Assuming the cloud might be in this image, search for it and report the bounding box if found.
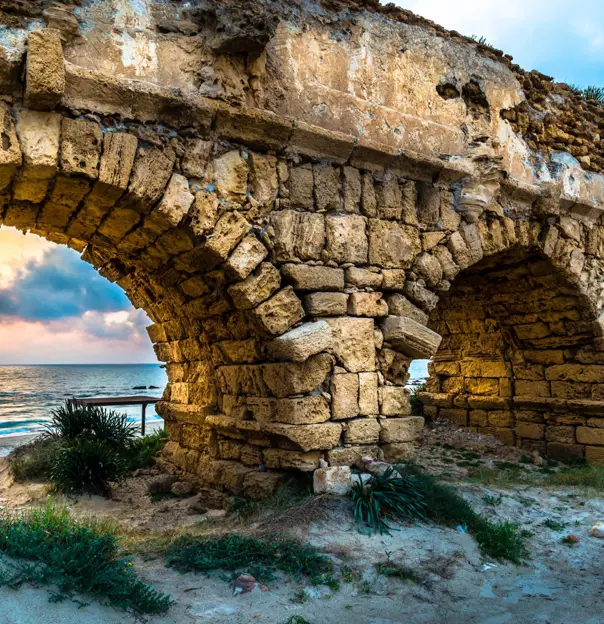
[0,243,131,322]
[396,0,604,87]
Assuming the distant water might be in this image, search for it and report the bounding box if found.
[0,364,168,437]
[0,360,429,439]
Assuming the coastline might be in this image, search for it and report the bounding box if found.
[0,420,165,458]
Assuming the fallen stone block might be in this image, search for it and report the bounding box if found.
[267,321,333,362]
[381,315,442,358]
[313,466,353,495]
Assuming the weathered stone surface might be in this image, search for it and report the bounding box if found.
[381,316,442,358]
[379,416,424,443]
[225,235,268,280]
[348,292,388,317]
[202,211,250,268]
[182,139,212,179]
[0,104,22,190]
[267,321,333,362]
[263,353,334,397]
[381,442,417,462]
[344,418,381,444]
[325,215,368,264]
[380,386,411,416]
[313,466,352,495]
[243,472,289,500]
[386,294,428,325]
[304,292,349,316]
[253,287,305,336]
[228,262,281,309]
[331,372,359,420]
[249,152,278,207]
[214,150,247,204]
[368,220,421,268]
[25,29,64,110]
[274,396,331,424]
[263,449,322,471]
[282,264,344,291]
[266,422,342,451]
[327,445,382,466]
[314,164,341,211]
[358,372,379,415]
[346,267,383,288]
[413,253,443,287]
[271,210,325,261]
[60,118,102,178]
[325,317,375,372]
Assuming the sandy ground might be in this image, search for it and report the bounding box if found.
[0,423,603,624]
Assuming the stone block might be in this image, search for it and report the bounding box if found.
[413,253,443,287]
[495,428,516,446]
[282,264,345,291]
[265,422,342,451]
[515,380,551,397]
[585,446,604,466]
[243,472,290,500]
[488,410,514,427]
[343,166,361,213]
[440,408,468,426]
[515,422,545,440]
[313,466,352,495]
[182,138,212,178]
[214,150,247,204]
[267,321,333,362]
[249,152,278,207]
[327,445,382,466]
[386,294,428,325]
[361,172,377,216]
[346,267,383,288]
[379,416,423,443]
[404,281,439,312]
[60,118,102,179]
[381,269,406,291]
[25,29,64,110]
[368,219,421,268]
[190,190,219,237]
[545,364,604,383]
[331,373,360,420]
[381,315,442,359]
[271,210,325,261]
[228,262,281,309]
[253,286,305,336]
[344,419,380,444]
[0,104,22,190]
[380,386,411,416]
[460,361,509,378]
[148,173,194,235]
[127,147,174,208]
[546,443,584,462]
[576,427,604,446]
[348,292,388,317]
[376,173,402,220]
[325,214,368,264]
[202,211,250,268]
[263,449,322,472]
[381,442,417,463]
[289,164,314,209]
[466,378,499,395]
[263,353,334,397]
[274,396,331,425]
[225,235,268,280]
[314,164,341,211]
[358,372,379,415]
[546,426,575,444]
[325,317,375,372]
[304,292,348,316]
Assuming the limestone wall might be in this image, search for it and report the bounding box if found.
[0,2,603,496]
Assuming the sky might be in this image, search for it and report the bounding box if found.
[0,1,602,364]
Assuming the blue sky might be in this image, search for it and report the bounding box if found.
[399,0,604,87]
[0,1,602,364]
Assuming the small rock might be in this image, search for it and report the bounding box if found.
[187,496,209,515]
[233,574,268,595]
[148,475,177,495]
[356,456,391,477]
[206,509,227,519]
[531,451,544,467]
[171,480,195,496]
[590,522,604,538]
[563,534,580,544]
[313,466,353,495]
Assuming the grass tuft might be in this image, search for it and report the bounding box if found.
[167,534,333,584]
[0,501,173,615]
[10,437,59,482]
[281,617,313,624]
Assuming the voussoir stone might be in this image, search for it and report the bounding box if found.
[267,321,333,362]
[282,264,345,291]
[325,317,375,372]
[262,353,334,397]
[381,315,442,359]
[253,286,305,336]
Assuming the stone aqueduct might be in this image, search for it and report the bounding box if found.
[1,0,604,498]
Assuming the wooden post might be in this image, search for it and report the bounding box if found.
[141,403,146,437]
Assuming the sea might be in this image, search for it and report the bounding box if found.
[0,360,429,439]
[0,364,167,438]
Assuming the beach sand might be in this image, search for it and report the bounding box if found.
[0,420,165,457]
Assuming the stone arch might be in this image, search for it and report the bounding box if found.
[419,218,604,465]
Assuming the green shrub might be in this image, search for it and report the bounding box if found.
[45,402,138,448]
[0,502,173,615]
[123,428,168,471]
[50,439,128,496]
[410,382,427,415]
[167,534,332,584]
[351,467,426,535]
[10,437,59,482]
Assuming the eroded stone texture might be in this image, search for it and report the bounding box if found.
[3,0,604,502]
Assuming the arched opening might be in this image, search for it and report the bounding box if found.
[0,225,167,438]
[422,245,604,464]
